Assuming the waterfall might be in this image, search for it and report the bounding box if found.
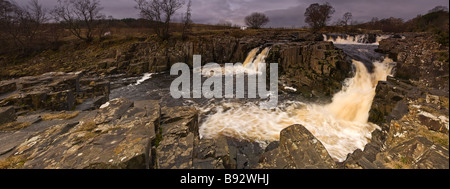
[199,56,395,161]
[323,34,392,45]
[243,47,271,71]
[201,47,271,77]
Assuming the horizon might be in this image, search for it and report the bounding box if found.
[14,0,450,28]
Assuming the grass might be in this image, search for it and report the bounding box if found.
[0,122,32,132]
[0,155,28,169]
[42,111,80,121]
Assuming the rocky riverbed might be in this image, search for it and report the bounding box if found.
[0,32,448,169]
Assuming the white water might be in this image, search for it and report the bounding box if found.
[323,34,391,45]
[134,73,155,85]
[199,50,395,161]
[200,47,271,77]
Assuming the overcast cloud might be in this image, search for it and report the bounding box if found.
[16,0,449,28]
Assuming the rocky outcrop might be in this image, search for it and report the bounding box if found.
[375,136,449,169]
[2,98,159,169]
[0,72,110,113]
[97,34,267,76]
[377,33,449,93]
[258,124,337,169]
[344,33,449,169]
[266,41,352,99]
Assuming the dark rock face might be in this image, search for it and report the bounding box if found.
[258,125,337,169]
[0,106,16,125]
[267,41,352,99]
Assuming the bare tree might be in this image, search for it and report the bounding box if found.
[0,0,48,51]
[304,2,335,31]
[342,12,352,27]
[245,12,269,29]
[52,0,104,42]
[181,0,192,40]
[135,0,184,40]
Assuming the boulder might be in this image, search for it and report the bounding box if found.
[258,125,337,169]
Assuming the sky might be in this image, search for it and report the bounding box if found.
[16,0,450,28]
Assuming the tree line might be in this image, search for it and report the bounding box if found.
[0,0,194,54]
[1,0,448,55]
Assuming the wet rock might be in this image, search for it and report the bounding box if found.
[258,124,337,169]
[0,106,16,125]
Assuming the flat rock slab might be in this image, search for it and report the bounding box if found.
[3,98,160,169]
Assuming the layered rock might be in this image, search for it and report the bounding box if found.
[0,72,110,112]
[266,41,352,99]
[3,98,160,169]
[155,106,199,169]
[0,81,16,95]
[377,33,449,93]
